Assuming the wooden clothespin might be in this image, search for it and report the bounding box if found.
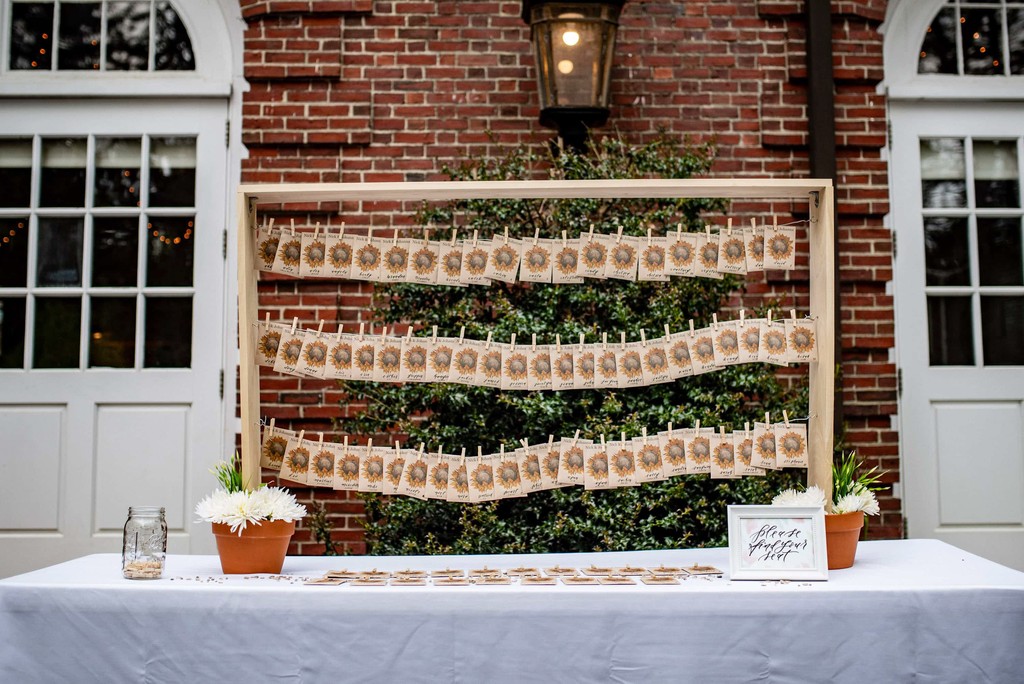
[290,317,298,335]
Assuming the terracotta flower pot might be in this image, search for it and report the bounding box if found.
[825,511,864,570]
[211,519,295,574]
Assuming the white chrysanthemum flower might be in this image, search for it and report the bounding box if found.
[771,485,826,508]
[195,487,306,535]
[833,490,879,516]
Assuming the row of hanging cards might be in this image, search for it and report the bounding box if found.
[254,311,818,389]
[259,415,809,499]
[253,218,799,284]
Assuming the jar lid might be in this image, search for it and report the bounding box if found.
[128,506,166,515]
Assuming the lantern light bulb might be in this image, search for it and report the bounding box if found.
[557,59,574,74]
[562,30,580,46]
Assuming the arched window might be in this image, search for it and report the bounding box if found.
[7,1,194,72]
[918,0,1024,76]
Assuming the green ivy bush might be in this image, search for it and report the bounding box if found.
[339,136,806,555]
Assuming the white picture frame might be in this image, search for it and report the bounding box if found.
[727,505,828,581]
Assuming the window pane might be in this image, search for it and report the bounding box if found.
[93,217,138,287]
[921,138,966,209]
[925,217,970,286]
[154,2,195,71]
[106,1,151,71]
[0,218,30,287]
[978,217,1023,286]
[0,139,33,208]
[34,297,81,368]
[94,137,142,207]
[961,9,1003,76]
[0,297,26,368]
[918,7,958,74]
[1010,10,1024,75]
[973,140,1020,208]
[145,296,191,367]
[981,297,1024,365]
[40,138,87,207]
[36,217,84,287]
[928,296,974,366]
[9,2,54,70]
[146,216,194,286]
[89,297,135,367]
[57,2,101,70]
[149,138,196,207]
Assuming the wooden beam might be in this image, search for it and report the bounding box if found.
[240,178,831,205]
[237,192,261,491]
[807,186,836,505]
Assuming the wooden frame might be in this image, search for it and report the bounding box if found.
[236,178,835,501]
[726,505,829,580]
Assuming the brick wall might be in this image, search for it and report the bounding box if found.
[238,0,900,554]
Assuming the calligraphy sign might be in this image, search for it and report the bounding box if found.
[727,505,828,580]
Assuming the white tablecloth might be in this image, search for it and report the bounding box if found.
[1,540,1022,683]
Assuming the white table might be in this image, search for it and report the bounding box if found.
[2,540,1022,683]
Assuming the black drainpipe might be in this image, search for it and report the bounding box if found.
[805,1,844,444]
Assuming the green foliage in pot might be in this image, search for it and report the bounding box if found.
[338,135,806,555]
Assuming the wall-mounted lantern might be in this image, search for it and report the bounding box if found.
[521,0,626,151]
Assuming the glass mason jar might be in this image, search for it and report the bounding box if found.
[122,507,168,579]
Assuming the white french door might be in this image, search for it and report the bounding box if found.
[891,102,1024,570]
[0,99,228,576]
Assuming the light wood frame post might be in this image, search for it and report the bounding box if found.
[235,179,835,500]
[237,192,261,491]
[807,186,835,504]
